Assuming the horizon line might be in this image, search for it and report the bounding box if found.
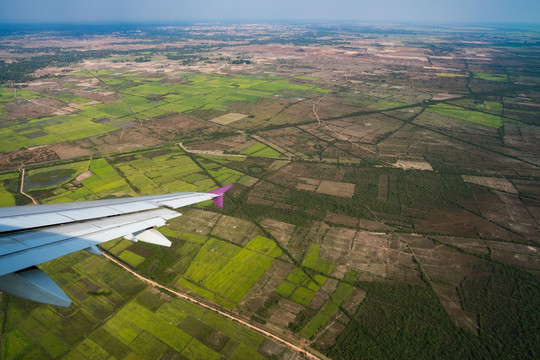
[1,20,540,27]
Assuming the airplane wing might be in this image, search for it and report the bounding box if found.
[0,185,232,307]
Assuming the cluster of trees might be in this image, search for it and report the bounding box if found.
[230,59,251,64]
[324,250,539,360]
[458,262,540,359]
[165,53,209,65]
[0,50,115,84]
[133,57,151,63]
[326,282,475,360]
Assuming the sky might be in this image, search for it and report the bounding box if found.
[0,0,539,25]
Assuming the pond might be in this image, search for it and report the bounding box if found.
[25,168,77,189]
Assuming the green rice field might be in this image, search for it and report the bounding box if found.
[434,73,467,78]
[303,245,336,275]
[300,282,354,338]
[473,72,509,82]
[428,103,503,128]
[113,149,221,195]
[240,142,282,158]
[276,267,327,307]
[181,236,281,304]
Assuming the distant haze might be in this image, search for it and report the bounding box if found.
[1,0,539,24]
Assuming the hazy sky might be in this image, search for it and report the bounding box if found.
[1,0,539,24]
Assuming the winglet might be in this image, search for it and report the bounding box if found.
[208,184,233,208]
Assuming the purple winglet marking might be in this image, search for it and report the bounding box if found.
[208,184,233,208]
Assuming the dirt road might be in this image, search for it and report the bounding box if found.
[19,168,38,205]
[102,252,322,360]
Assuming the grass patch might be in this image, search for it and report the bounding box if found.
[130,331,168,359]
[252,146,282,157]
[300,314,329,339]
[119,250,145,267]
[344,270,359,283]
[183,237,277,303]
[230,344,267,360]
[37,331,69,357]
[434,72,467,78]
[429,103,502,128]
[159,228,208,244]
[114,150,212,195]
[108,239,134,255]
[474,72,509,82]
[0,172,18,206]
[178,278,235,308]
[303,245,336,275]
[291,287,317,306]
[241,142,267,155]
[321,282,353,317]
[184,238,241,284]
[89,328,132,360]
[300,282,354,338]
[287,267,311,286]
[74,339,109,360]
[201,311,265,349]
[294,76,320,81]
[276,281,296,298]
[245,236,282,257]
[203,247,275,303]
[1,330,34,359]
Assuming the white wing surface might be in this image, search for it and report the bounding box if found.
[0,185,232,307]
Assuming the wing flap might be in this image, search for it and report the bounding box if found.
[0,267,71,307]
[85,246,102,255]
[0,212,75,233]
[125,228,172,247]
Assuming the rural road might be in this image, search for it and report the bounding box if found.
[19,168,38,205]
[102,252,323,360]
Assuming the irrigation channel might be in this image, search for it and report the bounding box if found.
[102,252,323,360]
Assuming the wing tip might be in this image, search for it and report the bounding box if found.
[208,184,233,208]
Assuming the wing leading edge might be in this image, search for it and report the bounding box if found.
[0,185,232,307]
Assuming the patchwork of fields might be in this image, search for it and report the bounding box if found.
[0,72,328,152]
[1,23,539,360]
[1,251,294,360]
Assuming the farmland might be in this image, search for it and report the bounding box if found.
[1,251,296,360]
[474,72,509,82]
[428,103,503,128]
[0,71,328,154]
[23,158,136,203]
[0,172,18,206]
[1,22,540,360]
[182,236,281,304]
